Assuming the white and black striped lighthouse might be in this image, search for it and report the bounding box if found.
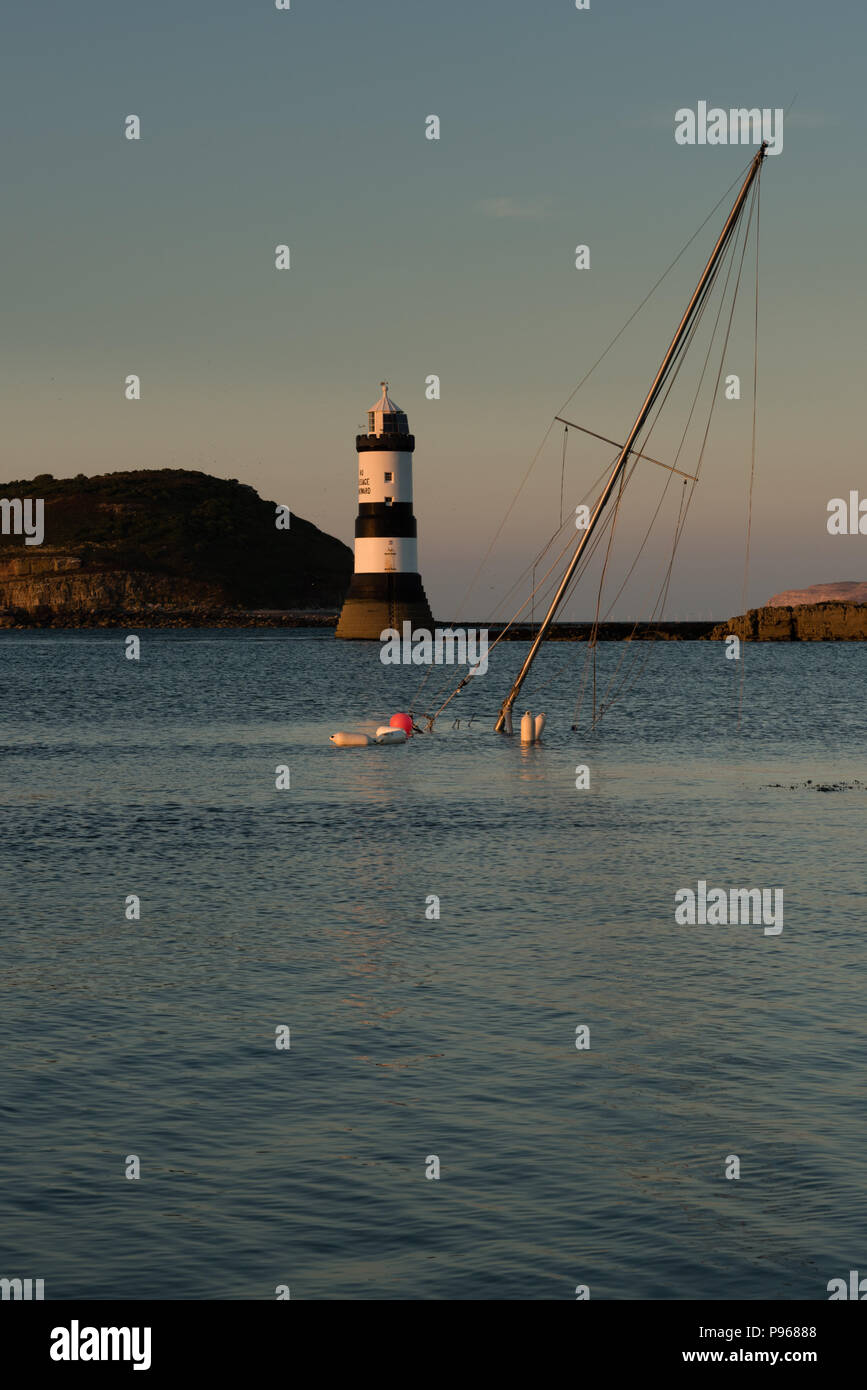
[336,381,434,639]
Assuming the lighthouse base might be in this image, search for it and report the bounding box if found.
[335,572,434,640]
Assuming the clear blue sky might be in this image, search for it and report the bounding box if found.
[2,0,864,617]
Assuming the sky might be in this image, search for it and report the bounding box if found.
[2,0,865,619]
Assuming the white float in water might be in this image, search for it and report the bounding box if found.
[330,726,408,747]
[517,710,546,743]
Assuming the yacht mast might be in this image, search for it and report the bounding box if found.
[494,143,767,733]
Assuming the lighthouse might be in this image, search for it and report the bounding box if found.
[335,382,434,639]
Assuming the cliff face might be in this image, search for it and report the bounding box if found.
[0,549,227,613]
[709,602,867,641]
[0,470,352,621]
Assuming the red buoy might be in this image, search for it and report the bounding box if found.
[389,712,413,735]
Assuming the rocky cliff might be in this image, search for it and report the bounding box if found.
[709,602,867,641]
[0,470,352,623]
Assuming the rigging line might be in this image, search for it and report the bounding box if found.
[581,455,640,718]
[483,453,617,626]
[574,201,736,644]
[557,447,669,721]
[571,422,689,723]
[682,178,759,488]
[546,284,718,643]
[612,170,755,608]
[589,186,760,726]
[540,443,676,681]
[566,227,742,724]
[414,420,568,714]
[554,419,698,481]
[412,445,619,718]
[445,417,557,640]
[596,197,749,627]
[425,502,626,728]
[642,205,746,480]
[527,464,636,640]
[586,473,696,730]
[445,158,758,633]
[515,478,645,705]
[595,480,690,723]
[575,203,753,724]
[560,232,742,488]
[590,462,630,647]
[559,425,568,529]
[574,447,695,722]
[411,469,617,716]
[640,214,741,461]
[405,492,604,714]
[418,521,593,722]
[599,471,695,721]
[570,233,736,716]
[590,463,631,718]
[422,162,761,727]
[739,173,761,730]
[525,467,647,713]
[670,183,758,478]
[567,377,699,722]
[597,462,678,626]
[555,155,758,421]
[457,422,611,646]
[484,450,619,631]
[434,439,620,694]
[418,532,583,723]
[573,467,681,726]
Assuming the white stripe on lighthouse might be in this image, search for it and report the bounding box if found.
[357,452,414,504]
[354,536,418,574]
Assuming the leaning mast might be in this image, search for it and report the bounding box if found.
[494,142,767,733]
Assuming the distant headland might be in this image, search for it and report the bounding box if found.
[705,582,867,642]
[0,469,351,626]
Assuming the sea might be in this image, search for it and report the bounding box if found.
[1,630,864,1300]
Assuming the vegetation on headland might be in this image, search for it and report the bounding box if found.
[0,469,352,621]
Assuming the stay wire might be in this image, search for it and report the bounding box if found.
[739,174,761,728]
[585,178,760,727]
[434,158,758,648]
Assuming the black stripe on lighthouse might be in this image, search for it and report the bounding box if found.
[356,505,417,539]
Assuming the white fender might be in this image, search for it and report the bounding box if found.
[330,732,373,747]
[534,713,546,741]
[520,710,535,743]
[375,727,408,744]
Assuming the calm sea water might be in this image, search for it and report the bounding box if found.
[1,630,864,1300]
